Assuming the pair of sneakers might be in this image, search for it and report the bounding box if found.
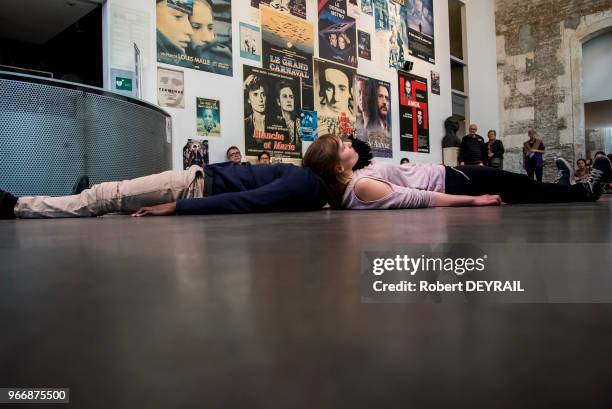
[555,156,612,200]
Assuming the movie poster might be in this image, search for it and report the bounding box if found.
[361,0,373,15]
[251,0,306,20]
[318,0,358,68]
[156,0,232,76]
[347,0,360,18]
[243,65,302,161]
[358,30,371,60]
[182,139,209,169]
[398,71,429,153]
[196,98,221,137]
[406,0,435,64]
[261,5,315,110]
[299,110,318,141]
[157,67,184,108]
[374,0,409,69]
[354,75,392,157]
[167,0,193,15]
[239,22,261,62]
[313,58,356,138]
[431,70,440,95]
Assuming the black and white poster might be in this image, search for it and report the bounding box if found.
[157,67,184,108]
[243,65,302,161]
[314,58,356,138]
[406,0,435,64]
[156,0,232,76]
[261,5,315,110]
[431,70,440,95]
[398,71,429,153]
[355,75,392,157]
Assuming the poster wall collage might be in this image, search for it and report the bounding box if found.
[153,0,438,168]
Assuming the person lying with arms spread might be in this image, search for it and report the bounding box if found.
[0,161,328,219]
[302,135,612,209]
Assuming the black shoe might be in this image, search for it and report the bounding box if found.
[72,175,90,195]
[0,189,18,219]
[580,156,612,200]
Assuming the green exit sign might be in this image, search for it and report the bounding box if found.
[115,77,133,91]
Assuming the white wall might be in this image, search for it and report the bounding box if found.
[465,0,499,135]
[103,0,498,169]
[583,31,612,104]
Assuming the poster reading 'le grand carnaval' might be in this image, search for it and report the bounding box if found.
[156,0,232,76]
[243,66,302,162]
[398,71,430,153]
[406,0,435,64]
[261,5,315,110]
[318,0,358,68]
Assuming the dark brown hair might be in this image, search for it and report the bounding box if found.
[303,135,346,209]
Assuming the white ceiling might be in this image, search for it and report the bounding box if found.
[0,0,104,45]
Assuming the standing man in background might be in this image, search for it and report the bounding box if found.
[459,123,486,165]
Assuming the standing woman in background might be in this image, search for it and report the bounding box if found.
[523,129,545,182]
[486,130,505,169]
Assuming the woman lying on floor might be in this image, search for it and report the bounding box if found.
[302,135,612,210]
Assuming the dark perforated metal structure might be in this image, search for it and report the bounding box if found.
[0,71,172,196]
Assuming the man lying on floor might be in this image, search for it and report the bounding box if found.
[0,161,328,219]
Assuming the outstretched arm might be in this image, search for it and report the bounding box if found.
[354,178,501,208]
[430,192,501,207]
[132,202,177,217]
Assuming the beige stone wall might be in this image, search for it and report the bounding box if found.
[495,0,612,179]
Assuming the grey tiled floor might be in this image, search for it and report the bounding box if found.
[1,197,611,408]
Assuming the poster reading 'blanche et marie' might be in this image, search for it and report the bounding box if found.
[398,70,430,153]
[156,0,232,76]
[243,65,303,162]
[406,0,435,64]
[318,0,358,68]
[354,75,392,157]
[196,98,221,137]
[261,5,315,110]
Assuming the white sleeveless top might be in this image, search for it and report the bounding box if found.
[342,161,446,209]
